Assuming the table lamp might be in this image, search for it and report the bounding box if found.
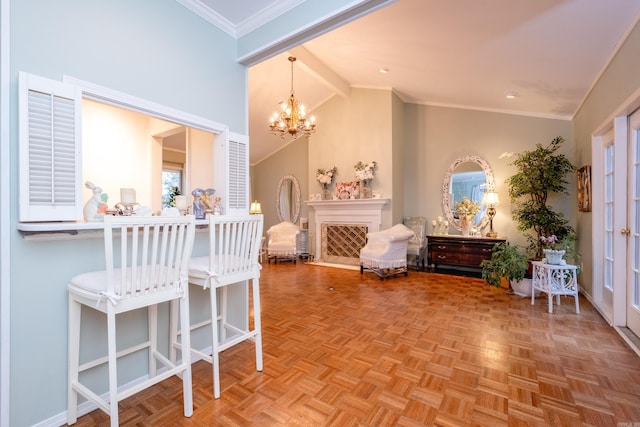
[250,200,262,214]
[482,191,500,238]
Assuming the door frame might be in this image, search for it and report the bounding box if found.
[591,89,640,331]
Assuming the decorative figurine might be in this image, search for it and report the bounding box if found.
[202,188,216,213]
[191,188,206,219]
[213,197,223,215]
[83,181,108,222]
[98,193,109,215]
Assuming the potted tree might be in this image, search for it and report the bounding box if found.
[505,136,577,261]
[480,243,534,296]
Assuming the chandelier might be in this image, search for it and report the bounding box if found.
[269,56,316,139]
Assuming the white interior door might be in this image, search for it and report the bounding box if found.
[593,117,628,327]
[627,109,640,336]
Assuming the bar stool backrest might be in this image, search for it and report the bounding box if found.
[207,214,264,286]
[103,215,196,304]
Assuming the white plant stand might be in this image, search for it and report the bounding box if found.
[531,261,580,314]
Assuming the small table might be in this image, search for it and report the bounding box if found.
[531,261,580,314]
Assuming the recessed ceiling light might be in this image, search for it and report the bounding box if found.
[506,91,519,99]
[379,68,389,74]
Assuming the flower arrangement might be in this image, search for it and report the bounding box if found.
[316,166,337,189]
[540,234,567,264]
[354,161,377,182]
[454,197,480,218]
[540,234,559,250]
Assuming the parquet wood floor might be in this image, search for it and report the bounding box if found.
[71,262,640,426]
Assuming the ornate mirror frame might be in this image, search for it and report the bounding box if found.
[276,174,301,224]
[442,155,495,232]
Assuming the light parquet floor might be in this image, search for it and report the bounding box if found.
[72,262,640,426]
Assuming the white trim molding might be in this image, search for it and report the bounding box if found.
[1,0,10,424]
[62,75,228,135]
[175,0,304,39]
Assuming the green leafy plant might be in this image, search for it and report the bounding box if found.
[480,243,529,287]
[505,136,576,259]
[166,186,181,208]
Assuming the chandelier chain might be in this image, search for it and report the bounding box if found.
[289,56,295,95]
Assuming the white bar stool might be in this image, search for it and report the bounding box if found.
[67,216,196,427]
[173,214,264,398]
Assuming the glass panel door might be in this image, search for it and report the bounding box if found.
[600,129,615,317]
[628,109,640,336]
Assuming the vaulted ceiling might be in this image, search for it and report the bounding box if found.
[179,0,640,164]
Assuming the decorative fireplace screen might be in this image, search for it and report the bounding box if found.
[321,223,368,265]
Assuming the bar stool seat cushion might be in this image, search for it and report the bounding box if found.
[189,256,260,286]
[70,267,171,291]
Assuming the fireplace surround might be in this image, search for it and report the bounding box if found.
[307,199,389,267]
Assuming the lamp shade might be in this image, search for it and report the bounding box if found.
[250,200,262,214]
[482,191,500,205]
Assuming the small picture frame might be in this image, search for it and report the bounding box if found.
[577,165,591,212]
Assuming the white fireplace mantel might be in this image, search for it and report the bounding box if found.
[306,199,389,263]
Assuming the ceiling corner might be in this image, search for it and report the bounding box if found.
[175,0,238,38]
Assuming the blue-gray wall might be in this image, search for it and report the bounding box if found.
[9,0,245,425]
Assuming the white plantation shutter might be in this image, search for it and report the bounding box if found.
[19,72,82,222]
[214,131,249,215]
[228,137,248,210]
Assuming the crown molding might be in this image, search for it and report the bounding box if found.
[236,0,304,38]
[176,0,305,39]
[176,0,237,37]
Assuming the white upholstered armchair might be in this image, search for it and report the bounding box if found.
[267,221,300,263]
[360,224,415,280]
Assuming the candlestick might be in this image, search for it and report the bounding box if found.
[175,195,188,212]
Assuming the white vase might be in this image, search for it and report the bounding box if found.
[544,249,565,265]
[321,186,331,200]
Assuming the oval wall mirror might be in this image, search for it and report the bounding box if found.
[276,175,301,224]
[441,155,495,231]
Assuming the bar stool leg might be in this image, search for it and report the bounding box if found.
[210,284,221,399]
[149,305,157,377]
[106,308,119,427]
[67,296,81,425]
[253,277,263,371]
[180,294,193,416]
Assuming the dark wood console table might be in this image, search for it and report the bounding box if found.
[427,235,506,276]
